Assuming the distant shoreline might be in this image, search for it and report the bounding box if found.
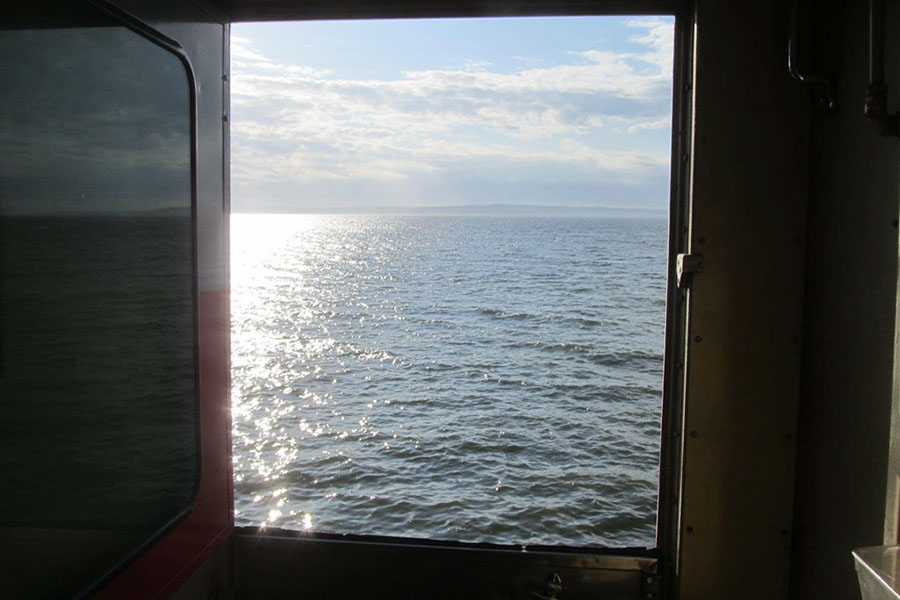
[232,204,667,219]
[3,204,668,219]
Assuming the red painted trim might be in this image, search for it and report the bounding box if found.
[96,289,233,600]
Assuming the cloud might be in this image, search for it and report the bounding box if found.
[627,116,672,134]
[231,36,269,62]
[231,18,674,210]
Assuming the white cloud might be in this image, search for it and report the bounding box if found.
[627,116,672,134]
[231,20,674,209]
[231,36,268,62]
[626,17,675,73]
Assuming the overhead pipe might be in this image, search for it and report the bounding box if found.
[866,0,899,135]
[789,0,838,111]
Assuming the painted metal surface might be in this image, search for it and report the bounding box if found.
[791,0,900,597]
[233,528,657,600]
[678,0,809,598]
[214,0,684,20]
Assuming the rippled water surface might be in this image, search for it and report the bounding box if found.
[231,214,667,548]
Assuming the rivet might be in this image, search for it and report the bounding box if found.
[694,335,702,343]
[690,430,698,438]
[686,525,694,533]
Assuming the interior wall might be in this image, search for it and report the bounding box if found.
[677,0,810,597]
[169,541,232,600]
[790,0,900,597]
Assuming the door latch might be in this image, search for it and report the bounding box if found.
[676,253,703,289]
[530,573,562,600]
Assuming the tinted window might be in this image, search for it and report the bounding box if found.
[0,2,197,596]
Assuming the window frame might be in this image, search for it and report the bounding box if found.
[224,2,694,596]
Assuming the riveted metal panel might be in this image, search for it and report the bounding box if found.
[677,0,809,598]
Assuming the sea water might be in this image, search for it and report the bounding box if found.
[231,214,667,548]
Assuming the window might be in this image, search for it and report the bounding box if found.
[0,2,198,596]
[230,16,675,549]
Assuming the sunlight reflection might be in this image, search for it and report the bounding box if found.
[230,213,666,547]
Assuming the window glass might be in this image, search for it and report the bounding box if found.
[0,2,197,596]
[231,16,673,549]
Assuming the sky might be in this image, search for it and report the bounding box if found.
[231,16,675,213]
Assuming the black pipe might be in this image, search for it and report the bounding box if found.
[788,0,838,110]
[865,0,899,135]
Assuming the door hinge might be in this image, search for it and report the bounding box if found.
[676,253,703,289]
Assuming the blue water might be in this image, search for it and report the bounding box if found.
[231,214,667,548]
